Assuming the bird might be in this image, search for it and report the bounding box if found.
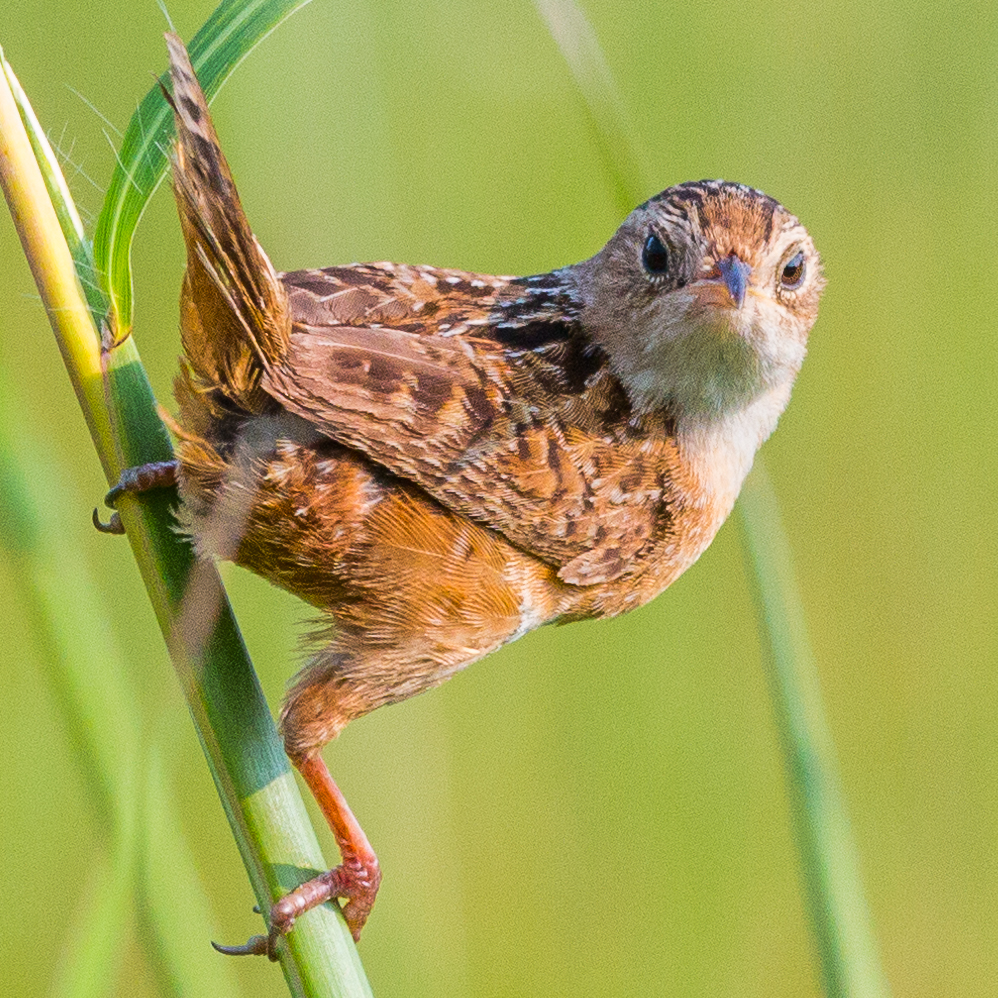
[104,33,824,956]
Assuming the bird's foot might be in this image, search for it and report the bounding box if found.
[213,857,381,960]
[93,460,179,533]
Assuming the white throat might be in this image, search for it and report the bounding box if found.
[676,380,793,511]
[595,293,806,508]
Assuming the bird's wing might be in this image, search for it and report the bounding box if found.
[263,265,677,585]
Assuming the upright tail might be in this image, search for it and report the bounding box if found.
[165,32,290,414]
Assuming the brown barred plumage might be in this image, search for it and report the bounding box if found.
[149,33,824,953]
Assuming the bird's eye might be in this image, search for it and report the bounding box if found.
[780,250,806,290]
[642,233,670,275]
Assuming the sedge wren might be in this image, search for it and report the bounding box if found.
[107,34,824,955]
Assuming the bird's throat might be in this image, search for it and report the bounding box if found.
[675,380,793,507]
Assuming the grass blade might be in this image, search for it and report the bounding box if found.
[739,466,890,997]
[0,55,108,323]
[0,29,371,998]
[535,2,889,993]
[93,0,314,341]
[533,0,650,213]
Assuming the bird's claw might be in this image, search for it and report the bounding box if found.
[213,861,380,961]
[92,460,179,534]
[92,508,124,534]
[211,934,278,960]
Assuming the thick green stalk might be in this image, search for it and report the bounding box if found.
[0,385,244,997]
[0,37,370,998]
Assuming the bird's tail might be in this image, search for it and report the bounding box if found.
[165,32,290,414]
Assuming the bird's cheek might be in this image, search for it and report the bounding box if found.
[738,307,809,380]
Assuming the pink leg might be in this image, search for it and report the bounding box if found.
[272,754,381,941]
[215,754,380,959]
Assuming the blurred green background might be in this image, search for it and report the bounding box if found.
[1,0,995,995]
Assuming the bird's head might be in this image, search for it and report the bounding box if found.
[572,180,824,421]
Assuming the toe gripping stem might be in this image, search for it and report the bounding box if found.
[213,754,382,960]
[93,460,179,534]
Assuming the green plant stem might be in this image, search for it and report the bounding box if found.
[535,3,890,994]
[0,40,371,998]
[739,467,890,998]
[0,385,245,997]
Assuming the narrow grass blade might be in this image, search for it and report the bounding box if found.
[536,3,889,993]
[1,55,108,324]
[93,0,314,341]
[739,467,890,998]
[533,0,651,214]
[0,43,115,477]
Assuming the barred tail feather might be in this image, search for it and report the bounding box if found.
[165,32,290,413]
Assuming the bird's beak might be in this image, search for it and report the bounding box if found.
[715,254,751,310]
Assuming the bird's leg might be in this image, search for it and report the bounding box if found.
[278,754,381,940]
[216,752,381,960]
[93,460,180,534]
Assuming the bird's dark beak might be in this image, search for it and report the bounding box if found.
[716,254,751,310]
